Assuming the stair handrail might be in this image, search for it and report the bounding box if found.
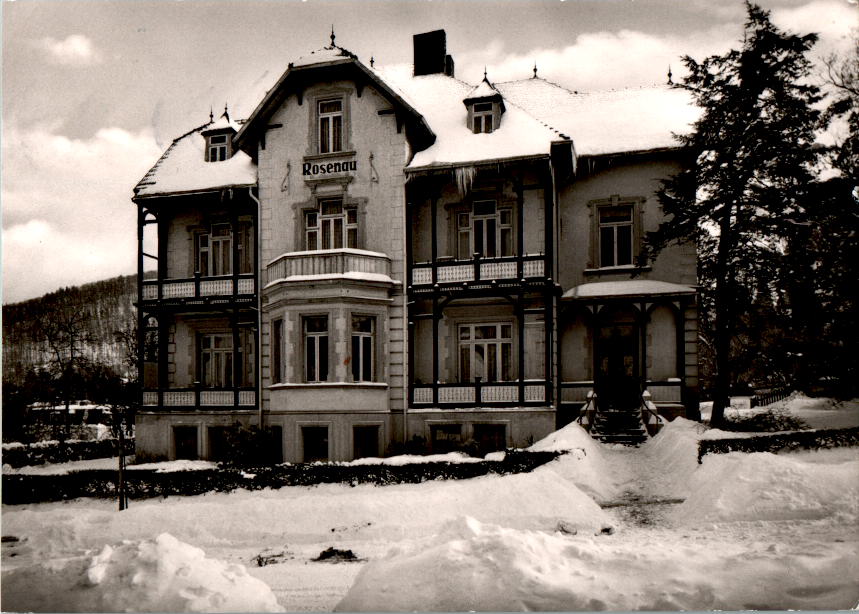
[576,390,598,430]
[640,390,663,427]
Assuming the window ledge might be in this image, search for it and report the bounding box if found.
[584,265,651,276]
[269,382,389,390]
[303,150,357,162]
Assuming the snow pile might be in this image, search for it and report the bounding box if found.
[675,450,859,524]
[1,533,283,613]
[527,420,616,500]
[345,452,483,465]
[336,515,859,612]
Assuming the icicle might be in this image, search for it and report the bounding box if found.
[453,166,477,195]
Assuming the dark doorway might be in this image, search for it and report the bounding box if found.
[473,423,506,456]
[430,424,462,453]
[302,426,329,462]
[174,426,199,460]
[207,426,230,462]
[596,322,640,409]
[353,425,380,459]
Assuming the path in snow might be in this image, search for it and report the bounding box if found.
[597,442,685,528]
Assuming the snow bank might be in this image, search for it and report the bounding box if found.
[336,516,859,612]
[343,452,482,466]
[527,421,617,501]
[3,466,612,560]
[675,450,859,524]
[1,533,283,613]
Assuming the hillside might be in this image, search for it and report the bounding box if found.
[3,275,138,385]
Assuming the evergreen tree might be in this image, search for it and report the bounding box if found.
[644,3,824,426]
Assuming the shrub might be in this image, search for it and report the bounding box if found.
[698,426,859,462]
[721,408,808,432]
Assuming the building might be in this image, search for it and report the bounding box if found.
[132,30,700,462]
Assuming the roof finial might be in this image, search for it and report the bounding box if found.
[667,65,673,85]
[209,107,214,122]
[370,56,375,68]
[483,66,488,81]
[223,103,229,119]
[533,62,538,79]
[330,25,336,47]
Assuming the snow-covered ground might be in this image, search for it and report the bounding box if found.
[2,394,858,611]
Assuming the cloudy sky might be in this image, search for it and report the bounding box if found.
[2,0,854,304]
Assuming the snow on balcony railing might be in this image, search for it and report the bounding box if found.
[142,392,158,406]
[141,389,256,408]
[411,255,545,286]
[142,275,255,301]
[266,249,391,285]
[239,390,256,406]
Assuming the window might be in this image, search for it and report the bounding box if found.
[199,330,254,388]
[306,199,357,250]
[459,323,513,383]
[196,221,253,276]
[207,134,229,162]
[302,426,329,462]
[456,200,513,259]
[472,102,494,134]
[271,319,283,384]
[318,98,343,154]
[200,333,233,388]
[351,315,374,382]
[598,205,634,267]
[304,316,329,382]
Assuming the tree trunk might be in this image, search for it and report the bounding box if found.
[710,205,736,427]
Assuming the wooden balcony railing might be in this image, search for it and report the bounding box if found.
[142,388,256,408]
[411,254,545,286]
[411,380,549,407]
[141,274,256,302]
[266,249,392,286]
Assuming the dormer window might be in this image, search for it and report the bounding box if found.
[207,134,230,162]
[472,102,494,134]
[464,76,505,134]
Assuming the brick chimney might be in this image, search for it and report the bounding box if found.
[413,30,455,77]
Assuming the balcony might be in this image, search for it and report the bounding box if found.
[266,248,393,286]
[142,388,256,409]
[410,254,546,289]
[411,380,549,407]
[141,274,256,306]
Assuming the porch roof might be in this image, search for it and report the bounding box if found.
[562,280,696,300]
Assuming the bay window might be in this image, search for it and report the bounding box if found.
[304,315,329,382]
[351,315,374,382]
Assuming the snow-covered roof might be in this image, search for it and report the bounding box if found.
[134,122,256,198]
[373,68,564,171]
[495,79,699,157]
[290,45,356,69]
[204,113,240,133]
[464,78,501,102]
[562,280,696,300]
